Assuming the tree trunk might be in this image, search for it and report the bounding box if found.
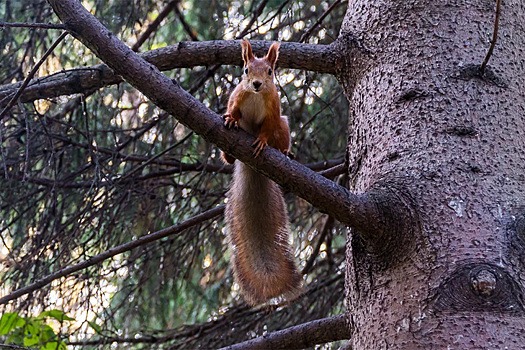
[339,0,525,348]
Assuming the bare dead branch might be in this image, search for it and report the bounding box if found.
[301,157,343,170]
[118,132,194,181]
[0,206,224,305]
[218,314,350,350]
[480,0,502,74]
[0,40,336,106]
[0,345,34,350]
[3,151,343,189]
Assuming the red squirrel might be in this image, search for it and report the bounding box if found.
[221,40,302,305]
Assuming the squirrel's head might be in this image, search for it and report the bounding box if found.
[240,39,279,93]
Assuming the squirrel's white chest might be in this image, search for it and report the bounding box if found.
[239,93,266,134]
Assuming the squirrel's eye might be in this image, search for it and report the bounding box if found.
[244,68,248,75]
[268,68,272,76]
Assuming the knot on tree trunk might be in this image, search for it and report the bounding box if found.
[431,263,525,313]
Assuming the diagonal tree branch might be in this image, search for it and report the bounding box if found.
[45,0,415,258]
[44,1,361,223]
[0,40,336,106]
[218,314,351,350]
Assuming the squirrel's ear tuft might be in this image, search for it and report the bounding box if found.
[266,42,280,67]
[241,39,254,64]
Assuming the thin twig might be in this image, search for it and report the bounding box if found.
[234,0,291,39]
[237,0,270,39]
[117,131,193,181]
[173,2,199,41]
[301,216,335,275]
[319,163,346,178]
[479,0,502,74]
[300,0,343,43]
[0,21,66,30]
[132,0,179,51]
[0,205,224,305]
[0,31,68,121]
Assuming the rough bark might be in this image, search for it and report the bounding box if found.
[340,0,525,348]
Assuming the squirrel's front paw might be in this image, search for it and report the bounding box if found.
[252,137,268,157]
[223,113,239,129]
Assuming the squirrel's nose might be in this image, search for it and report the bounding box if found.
[253,81,262,90]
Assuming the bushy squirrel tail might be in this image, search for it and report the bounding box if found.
[225,162,302,305]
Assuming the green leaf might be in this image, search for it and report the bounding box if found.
[23,334,40,347]
[42,341,67,350]
[23,321,40,346]
[38,310,75,322]
[87,320,102,334]
[6,327,26,346]
[39,324,56,343]
[0,312,24,335]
